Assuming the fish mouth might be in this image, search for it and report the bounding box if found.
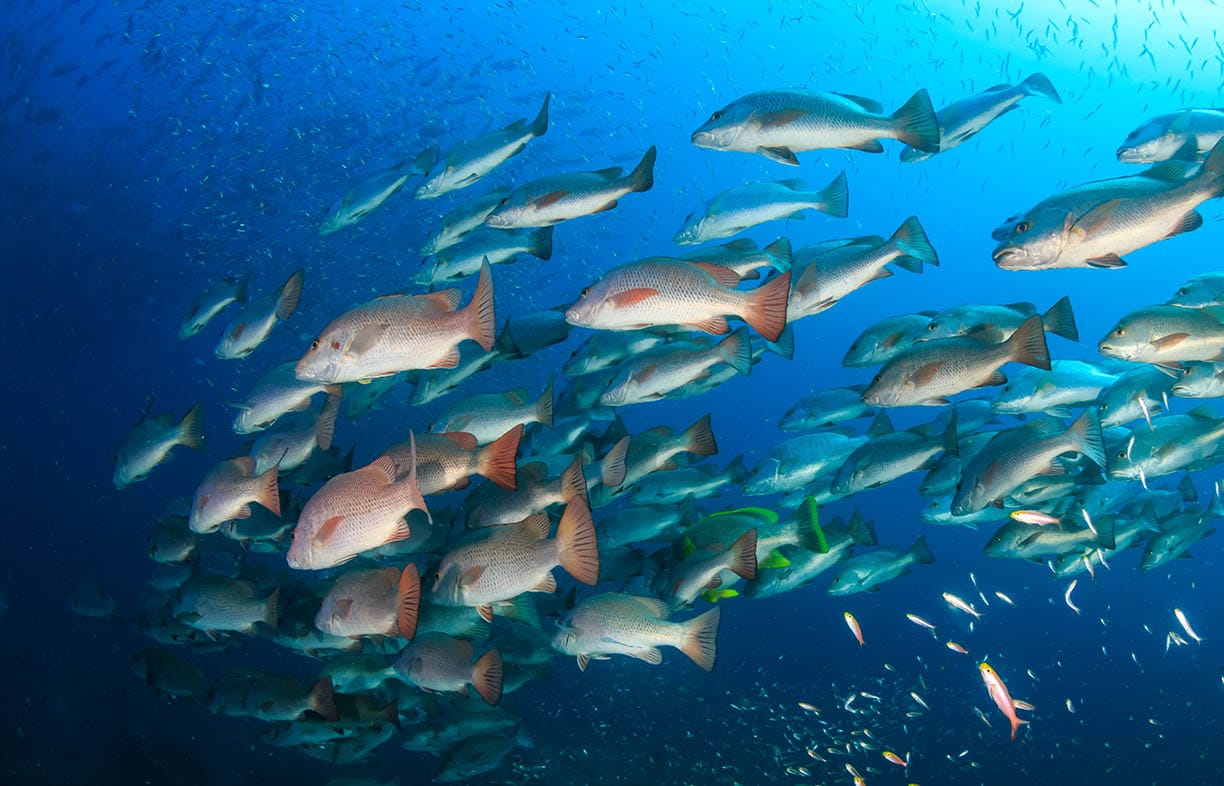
[564,309,586,326]
[991,247,1025,268]
[484,213,510,228]
[690,130,714,148]
[1115,147,1150,164]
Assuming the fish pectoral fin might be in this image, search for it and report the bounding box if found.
[476,604,494,623]
[346,323,389,359]
[976,370,1008,388]
[705,574,723,590]
[608,288,661,308]
[531,190,570,208]
[314,515,345,545]
[1085,254,1126,269]
[1153,332,1191,350]
[908,360,946,388]
[755,109,807,128]
[576,653,590,671]
[691,316,730,335]
[1071,199,1124,237]
[757,146,799,165]
[846,139,885,153]
[461,565,486,585]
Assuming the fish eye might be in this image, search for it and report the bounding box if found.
[1015,221,1030,233]
[498,198,509,206]
[710,110,724,121]
[310,339,320,350]
[1117,450,1127,459]
[579,286,591,298]
[1177,287,1188,296]
[1113,327,1126,336]
[926,323,937,330]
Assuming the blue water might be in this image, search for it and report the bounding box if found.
[5,0,1224,783]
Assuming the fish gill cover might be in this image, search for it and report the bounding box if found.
[3,0,1224,784]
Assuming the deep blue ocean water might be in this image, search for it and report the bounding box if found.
[4,0,1224,784]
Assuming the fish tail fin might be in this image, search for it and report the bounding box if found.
[536,377,555,428]
[600,436,629,488]
[1069,409,1106,469]
[891,88,941,152]
[941,408,960,457]
[531,92,551,136]
[719,327,753,375]
[742,270,791,342]
[309,676,338,722]
[627,145,657,193]
[764,324,795,360]
[1019,73,1061,103]
[529,226,554,261]
[889,215,939,271]
[465,259,497,351]
[263,585,280,630]
[472,649,504,706]
[559,455,589,506]
[556,499,600,585]
[515,724,536,749]
[395,563,420,640]
[315,393,341,452]
[479,424,522,490]
[908,535,936,565]
[682,413,719,457]
[1011,716,1028,740]
[253,463,281,518]
[763,237,793,271]
[1094,514,1117,549]
[848,509,878,546]
[725,455,749,484]
[1041,295,1079,341]
[413,144,440,174]
[178,404,205,450]
[678,493,701,528]
[1197,137,1224,197]
[679,606,721,672]
[1007,314,1051,370]
[815,170,849,218]
[235,271,251,303]
[728,528,758,580]
[792,496,829,553]
[396,432,431,524]
[275,268,305,321]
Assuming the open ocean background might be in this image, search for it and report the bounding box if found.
[4,0,1224,784]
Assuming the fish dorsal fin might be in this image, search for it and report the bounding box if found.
[630,595,670,618]
[690,262,742,288]
[502,389,530,405]
[520,513,551,539]
[421,289,463,311]
[835,93,885,114]
[441,432,479,450]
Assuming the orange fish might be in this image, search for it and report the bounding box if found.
[844,611,864,647]
[980,662,1028,740]
[883,751,908,767]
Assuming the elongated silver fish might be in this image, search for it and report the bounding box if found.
[321,147,438,234]
[114,404,203,489]
[296,261,495,384]
[1098,304,1224,363]
[673,174,848,245]
[216,269,304,360]
[993,140,1224,270]
[901,74,1061,163]
[179,273,249,339]
[692,89,940,164]
[553,593,721,671]
[485,146,655,228]
[861,315,1050,406]
[416,93,549,199]
[1118,108,1224,163]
